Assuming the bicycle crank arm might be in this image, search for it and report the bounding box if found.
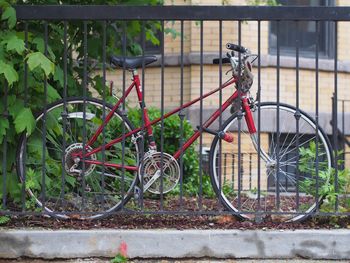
[142,170,161,193]
[199,126,234,143]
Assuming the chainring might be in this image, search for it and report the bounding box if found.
[138,151,180,194]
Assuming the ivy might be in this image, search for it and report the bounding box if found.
[26,52,55,76]
[0,0,168,208]
[0,1,55,203]
[0,60,18,85]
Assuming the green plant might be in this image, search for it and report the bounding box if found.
[111,241,128,263]
[299,141,350,212]
[0,0,166,206]
[0,0,55,203]
[0,215,10,225]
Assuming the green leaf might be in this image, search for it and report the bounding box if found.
[0,60,18,86]
[32,37,55,60]
[47,83,61,102]
[2,34,25,54]
[9,99,24,118]
[0,116,9,144]
[14,107,36,135]
[1,6,16,29]
[146,30,160,46]
[0,43,4,60]
[53,66,64,87]
[26,52,55,76]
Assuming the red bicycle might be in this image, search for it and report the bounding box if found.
[17,43,333,222]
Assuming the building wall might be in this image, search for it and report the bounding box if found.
[105,0,350,170]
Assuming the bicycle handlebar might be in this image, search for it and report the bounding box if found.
[226,43,247,53]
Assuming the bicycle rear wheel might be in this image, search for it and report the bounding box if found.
[16,97,139,219]
[209,102,332,222]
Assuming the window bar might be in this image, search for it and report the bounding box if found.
[198,20,204,211]
[237,20,242,211]
[333,21,339,212]
[101,20,107,211]
[21,22,29,211]
[276,20,281,211]
[121,21,127,210]
[315,20,320,212]
[257,20,262,215]
[2,82,8,210]
[160,20,165,210]
[295,20,300,211]
[140,20,146,211]
[81,21,88,211]
[218,20,223,197]
[60,21,68,211]
[179,20,185,210]
[41,21,49,212]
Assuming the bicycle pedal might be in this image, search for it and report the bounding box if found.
[134,186,141,200]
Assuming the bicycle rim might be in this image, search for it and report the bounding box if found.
[209,102,332,222]
[17,98,139,219]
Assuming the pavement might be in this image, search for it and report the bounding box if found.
[1,260,350,262]
[1,229,350,261]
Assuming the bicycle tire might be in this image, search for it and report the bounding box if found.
[209,102,333,222]
[16,97,140,219]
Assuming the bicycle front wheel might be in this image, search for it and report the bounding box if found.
[209,102,332,222]
[17,97,139,219]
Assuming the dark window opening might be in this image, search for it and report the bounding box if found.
[269,0,334,58]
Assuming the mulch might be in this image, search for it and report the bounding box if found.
[1,197,350,230]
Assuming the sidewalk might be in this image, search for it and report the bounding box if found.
[2,260,350,262]
[1,229,350,260]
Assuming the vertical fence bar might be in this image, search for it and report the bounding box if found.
[218,20,223,197]
[333,21,339,212]
[140,20,146,211]
[81,20,88,211]
[315,20,320,212]
[198,20,204,210]
[237,20,242,211]
[2,82,8,210]
[41,21,49,212]
[342,100,345,168]
[21,22,29,211]
[257,20,262,218]
[276,20,281,211]
[232,154,235,190]
[60,21,68,210]
[121,21,127,210]
[160,20,165,210]
[295,20,300,211]
[179,20,185,210]
[101,20,107,211]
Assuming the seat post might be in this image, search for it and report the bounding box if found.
[132,69,138,79]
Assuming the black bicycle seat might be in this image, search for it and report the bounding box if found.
[110,55,157,69]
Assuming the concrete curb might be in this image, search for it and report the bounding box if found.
[0,229,350,259]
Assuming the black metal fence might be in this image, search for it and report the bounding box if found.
[1,5,350,223]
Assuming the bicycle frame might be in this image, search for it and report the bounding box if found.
[80,70,257,171]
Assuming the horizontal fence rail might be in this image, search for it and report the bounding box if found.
[0,5,349,224]
[13,6,350,21]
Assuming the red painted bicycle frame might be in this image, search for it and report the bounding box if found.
[82,72,257,171]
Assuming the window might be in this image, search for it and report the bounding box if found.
[269,0,334,58]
